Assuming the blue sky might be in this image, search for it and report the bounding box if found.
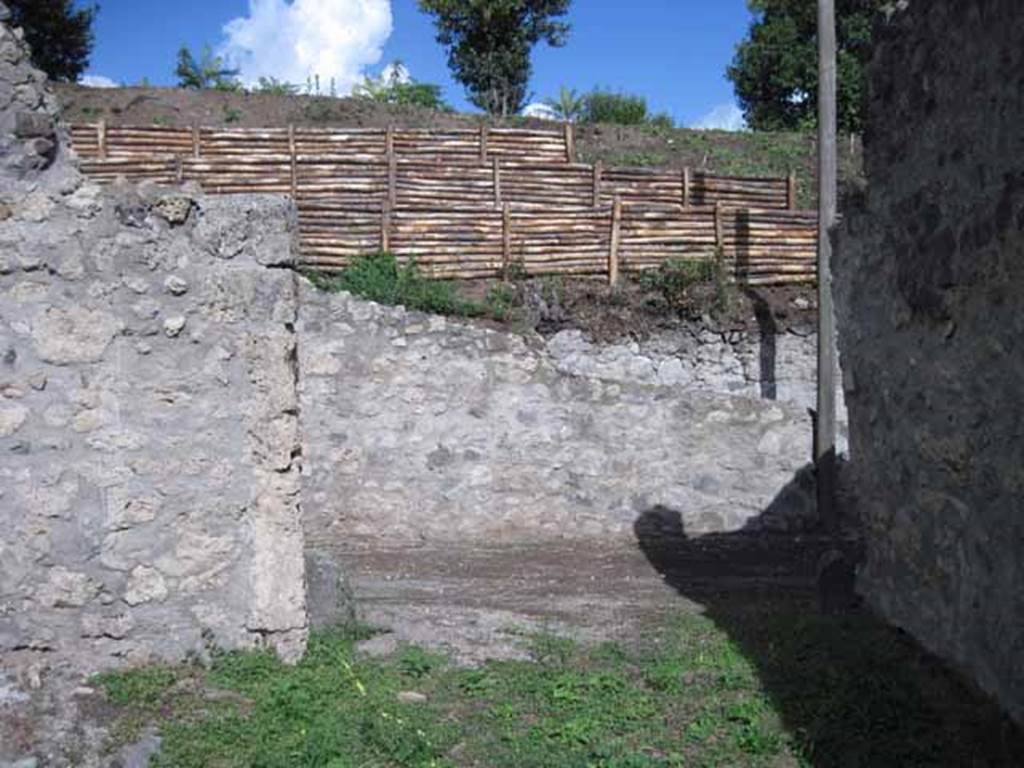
[82,0,752,130]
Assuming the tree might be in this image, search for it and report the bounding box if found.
[543,86,584,122]
[175,45,241,91]
[7,0,98,82]
[727,0,883,133]
[418,0,571,118]
[576,88,674,129]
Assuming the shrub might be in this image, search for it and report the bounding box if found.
[175,45,241,91]
[581,89,649,125]
[354,63,452,112]
[306,253,482,317]
[641,254,731,316]
[579,88,675,129]
[484,282,516,320]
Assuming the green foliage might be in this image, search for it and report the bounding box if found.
[222,105,243,124]
[579,88,675,129]
[306,253,483,317]
[354,61,451,111]
[254,76,299,95]
[727,0,885,133]
[640,255,732,316]
[604,150,667,168]
[175,45,241,91]
[94,666,178,706]
[484,282,516,321]
[8,0,97,82]
[502,259,529,282]
[418,0,571,117]
[581,89,648,126]
[301,97,337,123]
[544,85,585,122]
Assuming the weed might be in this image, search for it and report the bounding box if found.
[484,282,516,320]
[539,274,565,306]
[306,253,483,317]
[222,105,243,124]
[302,98,336,123]
[608,151,668,167]
[94,666,178,706]
[151,115,172,127]
[639,254,735,318]
[397,645,444,680]
[502,259,529,282]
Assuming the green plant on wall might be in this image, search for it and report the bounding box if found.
[306,253,483,317]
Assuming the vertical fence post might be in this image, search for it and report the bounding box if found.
[192,124,201,159]
[175,156,184,185]
[592,160,603,208]
[386,126,397,209]
[493,156,502,207]
[288,124,298,200]
[714,200,726,266]
[479,125,489,165]
[96,119,107,160]
[608,195,622,287]
[502,202,512,273]
[787,170,797,211]
[381,199,392,253]
[683,166,692,208]
[564,123,576,163]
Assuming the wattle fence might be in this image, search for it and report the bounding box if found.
[69,121,817,285]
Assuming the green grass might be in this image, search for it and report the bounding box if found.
[94,609,1019,768]
[603,151,670,168]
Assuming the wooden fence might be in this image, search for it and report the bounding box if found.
[69,123,577,166]
[298,202,816,285]
[69,121,815,284]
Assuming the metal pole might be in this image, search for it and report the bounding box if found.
[817,0,838,530]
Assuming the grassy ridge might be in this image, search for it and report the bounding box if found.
[577,125,863,210]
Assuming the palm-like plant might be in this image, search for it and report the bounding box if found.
[175,45,241,91]
[544,85,585,123]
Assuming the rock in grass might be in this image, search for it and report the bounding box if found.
[396,690,428,705]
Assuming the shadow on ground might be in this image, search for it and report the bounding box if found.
[634,494,1024,767]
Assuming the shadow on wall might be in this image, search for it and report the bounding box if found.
[735,209,779,400]
[632,473,1024,767]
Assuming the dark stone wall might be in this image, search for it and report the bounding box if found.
[836,0,1024,722]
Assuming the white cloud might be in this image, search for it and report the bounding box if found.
[521,102,559,121]
[219,0,393,94]
[79,74,119,89]
[691,103,747,132]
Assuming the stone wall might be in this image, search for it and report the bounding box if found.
[546,325,843,423]
[298,284,817,546]
[0,10,308,666]
[0,188,309,664]
[836,0,1024,723]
